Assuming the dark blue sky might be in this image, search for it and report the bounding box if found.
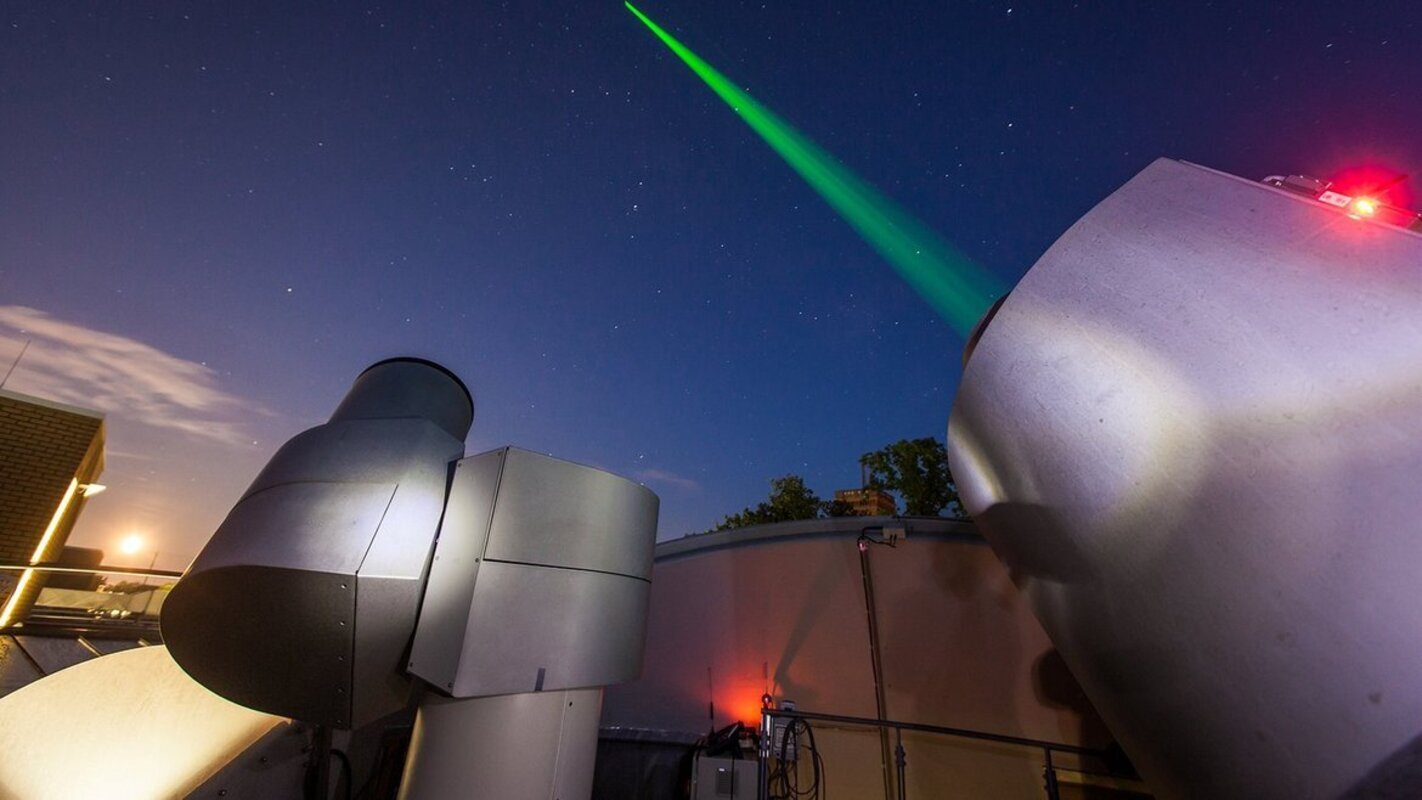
[3,2,1418,563]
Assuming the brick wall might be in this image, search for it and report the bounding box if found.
[0,391,105,623]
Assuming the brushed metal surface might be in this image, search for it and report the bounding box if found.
[179,481,397,575]
[485,448,659,579]
[447,560,650,697]
[398,688,602,800]
[948,158,1422,799]
[236,420,463,581]
[351,573,426,728]
[165,359,470,729]
[164,564,354,725]
[404,449,504,689]
[409,448,659,698]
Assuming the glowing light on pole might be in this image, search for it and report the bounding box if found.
[117,533,160,616]
[625,2,1006,338]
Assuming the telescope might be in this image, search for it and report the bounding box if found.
[948,158,1422,798]
[163,357,660,798]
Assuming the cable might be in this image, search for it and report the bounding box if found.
[857,527,897,549]
[771,718,824,800]
[351,725,412,800]
[330,749,354,800]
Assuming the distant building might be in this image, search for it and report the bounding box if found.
[0,389,105,628]
[602,517,1148,799]
[834,487,896,516]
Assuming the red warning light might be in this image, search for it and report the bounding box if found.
[1350,197,1379,218]
[729,694,767,726]
[1331,165,1413,208]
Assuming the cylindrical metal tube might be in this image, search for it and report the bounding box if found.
[330,357,472,440]
[398,688,603,800]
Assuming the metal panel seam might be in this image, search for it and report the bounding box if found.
[479,557,651,583]
[549,692,571,797]
[479,450,506,566]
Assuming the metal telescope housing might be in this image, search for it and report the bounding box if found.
[407,446,658,697]
[164,358,472,728]
[948,158,1422,798]
[163,358,659,798]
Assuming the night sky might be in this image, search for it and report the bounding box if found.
[2,2,1419,568]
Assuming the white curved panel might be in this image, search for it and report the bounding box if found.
[0,645,283,800]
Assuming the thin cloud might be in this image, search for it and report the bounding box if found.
[0,306,260,444]
[635,468,701,492]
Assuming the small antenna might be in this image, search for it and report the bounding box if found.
[0,339,30,390]
[1371,173,1409,198]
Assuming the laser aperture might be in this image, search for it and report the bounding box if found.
[627,2,1006,338]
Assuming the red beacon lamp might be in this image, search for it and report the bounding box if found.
[1262,171,1420,229]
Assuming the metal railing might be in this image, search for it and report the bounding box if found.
[0,562,181,637]
[758,707,1117,800]
[0,562,183,579]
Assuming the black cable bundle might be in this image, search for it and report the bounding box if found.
[769,718,825,800]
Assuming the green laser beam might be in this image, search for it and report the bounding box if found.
[626,2,1005,338]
